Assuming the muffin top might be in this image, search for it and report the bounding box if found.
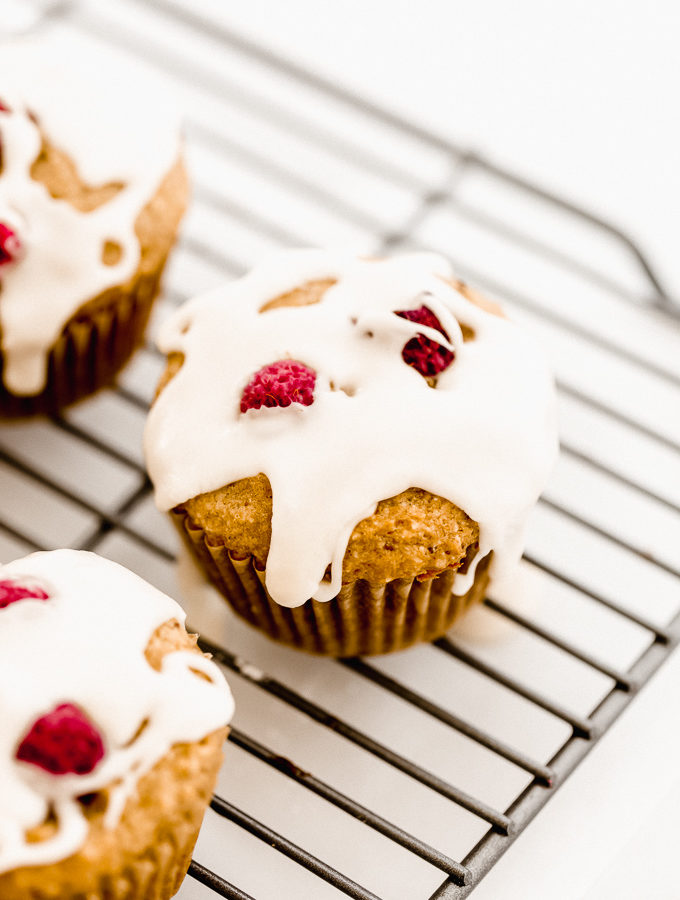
[0,550,233,874]
[0,35,182,395]
[145,250,558,608]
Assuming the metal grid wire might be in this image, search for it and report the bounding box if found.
[2,1,680,898]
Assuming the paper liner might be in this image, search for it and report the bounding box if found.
[0,261,165,418]
[0,727,226,900]
[173,507,491,656]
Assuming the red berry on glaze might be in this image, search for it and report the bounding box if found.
[16,703,105,776]
[240,360,316,413]
[395,305,455,377]
[0,579,49,610]
[0,101,8,113]
[0,223,22,267]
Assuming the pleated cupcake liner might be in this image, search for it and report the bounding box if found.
[173,506,491,656]
[0,728,227,900]
[0,262,165,418]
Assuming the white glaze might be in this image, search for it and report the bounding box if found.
[145,250,559,608]
[0,550,234,874]
[0,35,181,395]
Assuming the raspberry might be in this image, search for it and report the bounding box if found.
[0,100,9,113]
[0,579,49,610]
[16,703,105,776]
[241,360,316,413]
[395,305,455,377]
[0,223,22,267]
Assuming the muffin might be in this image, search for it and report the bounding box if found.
[144,251,558,656]
[0,549,234,899]
[0,35,188,416]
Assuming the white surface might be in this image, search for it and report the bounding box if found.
[196,0,680,299]
[473,644,680,900]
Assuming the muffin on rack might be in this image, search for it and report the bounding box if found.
[0,550,233,900]
[144,250,558,656]
[0,35,188,416]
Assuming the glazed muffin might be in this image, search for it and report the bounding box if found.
[0,550,233,899]
[0,36,188,416]
[144,251,558,656]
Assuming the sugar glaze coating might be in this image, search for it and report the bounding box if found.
[0,550,233,873]
[145,251,559,608]
[0,36,180,395]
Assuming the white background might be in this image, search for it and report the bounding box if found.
[200,0,680,300]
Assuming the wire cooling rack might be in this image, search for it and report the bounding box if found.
[2,1,680,898]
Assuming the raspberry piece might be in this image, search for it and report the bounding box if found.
[241,360,316,413]
[395,305,455,377]
[0,579,49,610]
[0,223,22,267]
[0,100,9,113]
[16,703,105,776]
